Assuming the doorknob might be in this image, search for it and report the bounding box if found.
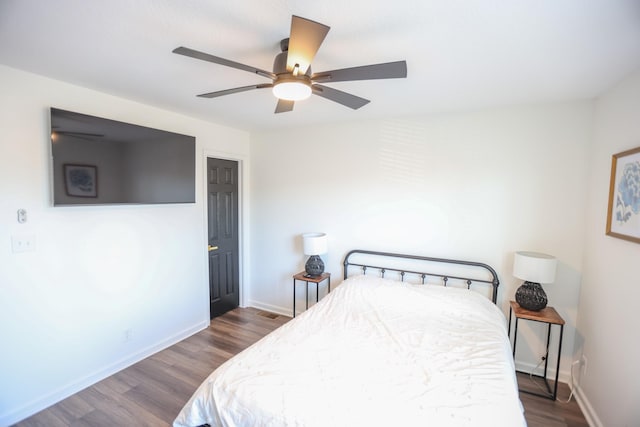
[208,245,219,252]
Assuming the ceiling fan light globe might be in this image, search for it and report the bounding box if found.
[272,81,312,101]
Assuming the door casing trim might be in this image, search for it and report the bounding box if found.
[202,149,249,311]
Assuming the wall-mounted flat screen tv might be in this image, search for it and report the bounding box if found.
[50,108,196,206]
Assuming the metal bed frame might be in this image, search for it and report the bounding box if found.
[343,249,500,304]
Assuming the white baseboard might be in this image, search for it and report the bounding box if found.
[0,320,209,427]
[573,383,603,427]
[247,299,292,317]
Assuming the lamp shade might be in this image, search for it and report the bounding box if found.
[302,232,327,255]
[513,251,557,284]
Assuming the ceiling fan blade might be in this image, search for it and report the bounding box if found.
[312,60,407,83]
[312,84,370,110]
[197,83,272,98]
[173,46,275,80]
[274,99,295,114]
[286,16,330,74]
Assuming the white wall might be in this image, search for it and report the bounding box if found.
[576,70,640,427]
[0,65,250,426]
[249,102,592,383]
[2,59,621,426]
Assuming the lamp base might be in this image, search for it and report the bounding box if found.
[305,255,324,277]
[515,281,548,311]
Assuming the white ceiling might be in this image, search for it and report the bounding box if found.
[1,0,640,132]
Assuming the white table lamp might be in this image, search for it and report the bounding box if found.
[302,232,327,277]
[513,251,557,311]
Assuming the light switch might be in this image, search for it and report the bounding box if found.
[17,209,27,223]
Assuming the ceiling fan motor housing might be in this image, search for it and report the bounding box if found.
[271,38,313,101]
[273,38,312,77]
[273,49,288,75]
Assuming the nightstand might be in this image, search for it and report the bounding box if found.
[292,272,330,317]
[508,300,565,400]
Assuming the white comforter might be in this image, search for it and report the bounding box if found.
[174,275,526,427]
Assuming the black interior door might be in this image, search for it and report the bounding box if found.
[207,158,239,318]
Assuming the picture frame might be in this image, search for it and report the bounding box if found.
[64,164,98,198]
[606,146,640,244]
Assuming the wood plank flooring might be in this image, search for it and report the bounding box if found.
[517,372,589,427]
[15,307,588,426]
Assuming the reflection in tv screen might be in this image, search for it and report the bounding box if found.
[50,108,196,206]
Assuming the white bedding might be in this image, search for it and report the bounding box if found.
[174,275,526,427]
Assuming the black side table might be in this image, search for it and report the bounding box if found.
[508,300,565,400]
[292,272,330,317]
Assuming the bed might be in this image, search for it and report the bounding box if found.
[174,250,526,427]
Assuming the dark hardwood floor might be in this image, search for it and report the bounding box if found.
[517,372,588,427]
[15,308,588,426]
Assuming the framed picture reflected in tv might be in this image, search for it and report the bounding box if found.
[64,164,97,198]
[50,108,196,206]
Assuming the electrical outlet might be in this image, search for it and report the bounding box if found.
[124,328,133,343]
[11,234,36,253]
[581,355,588,376]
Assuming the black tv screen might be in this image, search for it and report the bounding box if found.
[50,108,196,206]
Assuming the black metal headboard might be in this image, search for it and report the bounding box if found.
[343,249,500,304]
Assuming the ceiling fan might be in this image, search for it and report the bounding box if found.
[173,15,407,114]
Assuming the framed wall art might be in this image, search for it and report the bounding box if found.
[606,146,640,244]
[64,164,98,198]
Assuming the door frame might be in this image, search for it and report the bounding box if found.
[202,149,249,309]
